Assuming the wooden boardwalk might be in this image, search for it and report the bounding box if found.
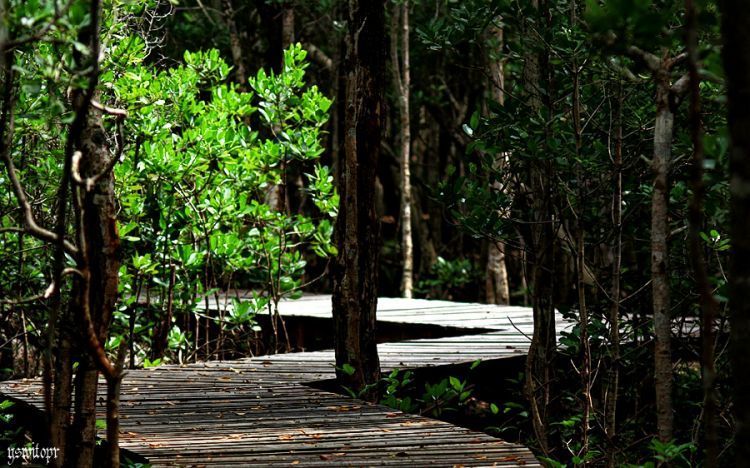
[1,296,569,467]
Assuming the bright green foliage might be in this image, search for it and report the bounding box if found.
[112,43,336,360]
[1,2,335,366]
[421,375,473,417]
[381,369,417,413]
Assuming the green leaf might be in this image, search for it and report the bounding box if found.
[341,363,356,376]
[73,41,90,56]
[448,376,462,391]
[469,111,480,129]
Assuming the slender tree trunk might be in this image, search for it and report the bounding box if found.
[222,0,247,85]
[605,82,623,466]
[486,245,510,304]
[485,16,510,306]
[572,51,592,463]
[151,264,176,361]
[652,55,675,444]
[522,0,556,455]
[106,369,123,468]
[627,42,691,446]
[50,312,73,467]
[526,202,556,457]
[391,0,413,298]
[718,2,750,465]
[57,0,108,464]
[266,0,295,211]
[331,0,385,400]
[281,3,294,52]
[685,2,718,464]
[411,107,437,279]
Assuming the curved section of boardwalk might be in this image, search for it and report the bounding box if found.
[1,296,568,467]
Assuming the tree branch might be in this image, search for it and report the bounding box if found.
[90,99,128,118]
[626,46,661,72]
[304,42,333,70]
[0,293,45,305]
[671,73,691,96]
[667,51,688,69]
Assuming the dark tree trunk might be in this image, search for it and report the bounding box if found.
[719,2,750,465]
[256,0,294,73]
[67,1,121,464]
[69,93,122,468]
[605,83,623,464]
[67,57,121,468]
[331,0,385,400]
[686,1,718,464]
[50,314,73,467]
[151,264,176,361]
[222,0,247,85]
[281,3,294,52]
[521,0,556,455]
[651,57,675,444]
[69,361,99,467]
[79,107,121,351]
[411,106,437,279]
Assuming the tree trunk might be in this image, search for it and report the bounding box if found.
[390,0,413,299]
[222,0,247,85]
[485,16,510,306]
[281,3,294,52]
[685,2,718,464]
[331,0,385,400]
[627,42,691,447]
[572,44,592,461]
[486,244,510,304]
[69,361,99,467]
[521,0,556,455]
[69,96,122,468]
[255,0,292,73]
[265,1,295,213]
[106,370,124,468]
[412,106,437,278]
[50,311,73,467]
[718,2,750,465]
[151,264,176,361]
[67,1,121,462]
[605,82,623,465]
[652,56,675,444]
